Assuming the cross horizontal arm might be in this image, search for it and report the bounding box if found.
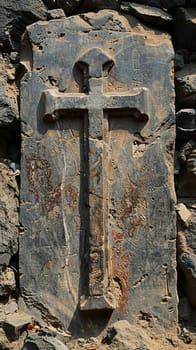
[42,90,88,120]
[42,88,149,122]
[103,88,149,119]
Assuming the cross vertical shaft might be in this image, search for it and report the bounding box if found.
[88,103,106,296]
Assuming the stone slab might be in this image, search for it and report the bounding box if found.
[20,10,177,331]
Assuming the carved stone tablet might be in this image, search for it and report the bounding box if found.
[20,10,177,330]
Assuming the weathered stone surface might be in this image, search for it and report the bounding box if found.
[120,2,172,26]
[0,97,17,128]
[175,63,196,108]
[55,0,82,15]
[3,312,33,341]
[104,320,151,350]
[176,139,196,197]
[0,54,20,268]
[23,333,69,350]
[174,8,196,51]
[178,252,196,308]
[20,10,177,330]
[177,199,196,309]
[0,54,18,127]
[121,0,185,9]
[0,0,47,51]
[47,9,66,20]
[176,109,196,133]
[0,328,10,350]
[0,326,27,350]
[0,163,19,266]
[176,203,192,225]
[5,300,18,315]
[0,267,15,297]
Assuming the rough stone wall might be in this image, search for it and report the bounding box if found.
[0,1,195,349]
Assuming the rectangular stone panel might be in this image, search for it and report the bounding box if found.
[20,10,177,331]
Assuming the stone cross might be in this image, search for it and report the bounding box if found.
[42,48,149,310]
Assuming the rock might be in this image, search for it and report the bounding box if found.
[176,203,192,225]
[176,108,196,133]
[175,63,196,108]
[174,8,196,51]
[121,0,185,9]
[176,49,190,64]
[120,2,172,26]
[44,326,71,344]
[0,96,18,128]
[23,333,69,350]
[176,139,196,197]
[174,53,184,71]
[177,140,196,197]
[88,337,98,344]
[0,0,48,51]
[47,9,66,19]
[0,266,15,297]
[177,199,196,321]
[178,327,193,344]
[0,54,19,128]
[77,338,86,345]
[3,312,33,341]
[178,252,196,307]
[183,205,196,255]
[0,328,10,350]
[9,51,20,63]
[55,0,82,15]
[5,300,18,314]
[0,163,19,266]
[179,252,196,279]
[43,0,55,9]
[104,320,151,350]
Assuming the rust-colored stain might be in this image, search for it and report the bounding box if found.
[91,170,98,177]
[45,259,69,270]
[26,154,53,209]
[25,145,79,214]
[45,258,58,270]
[65,184,78,204]
[119,180,147,236]
[112,229,129,311]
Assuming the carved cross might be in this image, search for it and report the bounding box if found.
[42,48,149,310]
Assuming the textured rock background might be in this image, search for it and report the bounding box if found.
[0,0,195,349]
